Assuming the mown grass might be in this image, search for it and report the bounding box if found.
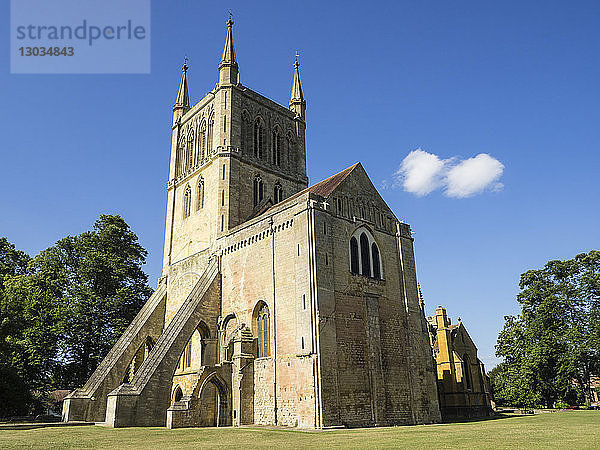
[1,411,598,449]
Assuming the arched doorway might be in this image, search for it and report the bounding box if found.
[198,374,230,427]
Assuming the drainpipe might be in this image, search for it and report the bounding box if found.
[270,216,278,425]
[307,200,323,428]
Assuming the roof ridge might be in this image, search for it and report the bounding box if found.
[261,163,361,215]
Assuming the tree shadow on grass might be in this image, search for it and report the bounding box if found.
[442,412,528,424]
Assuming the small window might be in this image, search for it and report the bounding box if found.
[272,128,282,166]
[350,237,359,274]
[360,233,371,277]
[256,303,270,358]
[183,185,192,218]
[302,294,306,310]
[323,221,327,235]
[253,175,264,207]
[274,183,283,203]
[325,253,329,266]
[221,215,224,232]
[207,115,214,153]
[297,244,300,256]
[301,336,305,350]
[253,119,264,159]
[372,243,381,279]
[197,178,205,210]
[221,190,225,206]
[222,164,226,180]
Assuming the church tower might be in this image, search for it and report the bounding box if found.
[162,18,309,285]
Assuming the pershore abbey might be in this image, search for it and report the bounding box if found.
[63,19,490,428]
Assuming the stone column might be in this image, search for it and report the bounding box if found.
[231,326,255,426]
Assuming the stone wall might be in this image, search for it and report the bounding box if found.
[218,195,317,427]
[311,165,441,427]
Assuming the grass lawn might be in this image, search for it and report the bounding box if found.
[1,411,598,449]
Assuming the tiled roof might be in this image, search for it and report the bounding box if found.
[265,163,360,214]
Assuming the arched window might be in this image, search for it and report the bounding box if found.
[256,303,270,358]
[371,243,381,279]
[463,354,472,389]
[197,177,204,210]
[176,138,185,177]
[253,118,264,159]
[186,131,194,170]
[207,114,214,154]
[199,121,206,160]
[349,227,383,279]
[350,237,359,274]
[360,233,371,277]
[173,386,183,402]
[253,174,263,207]
[183,185,192,218]
[273,182,283,203]
[272,128,281,166]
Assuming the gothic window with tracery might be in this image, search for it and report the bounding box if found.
[256,303,270,358]
[253,174,264,207]
[349,228,382,279]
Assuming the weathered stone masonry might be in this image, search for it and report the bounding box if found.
[63,19,442,428]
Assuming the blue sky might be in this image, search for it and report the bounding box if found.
[1,1,599,369]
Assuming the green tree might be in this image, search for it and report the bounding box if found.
[0,238,34,416]
[54,215,154,387]
[494,250,600,407]
[2,215,153,397]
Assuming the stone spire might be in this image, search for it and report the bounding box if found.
[289,57,306,119]
[219,17,238,85]
[173,60,190,111]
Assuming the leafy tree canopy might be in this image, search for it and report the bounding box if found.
[0,215,152,416]
[492,250,600,408]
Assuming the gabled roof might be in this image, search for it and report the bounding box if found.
[307,163,360,197]
[264,163,360,214]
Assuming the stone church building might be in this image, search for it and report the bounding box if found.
[428,306,493,420]
[63,20,442,428]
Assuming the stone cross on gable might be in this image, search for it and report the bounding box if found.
[321,201,329,210]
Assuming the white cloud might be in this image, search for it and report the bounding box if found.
[445,153,504,198]
[393,149,504,198]
[395,149,445,196]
